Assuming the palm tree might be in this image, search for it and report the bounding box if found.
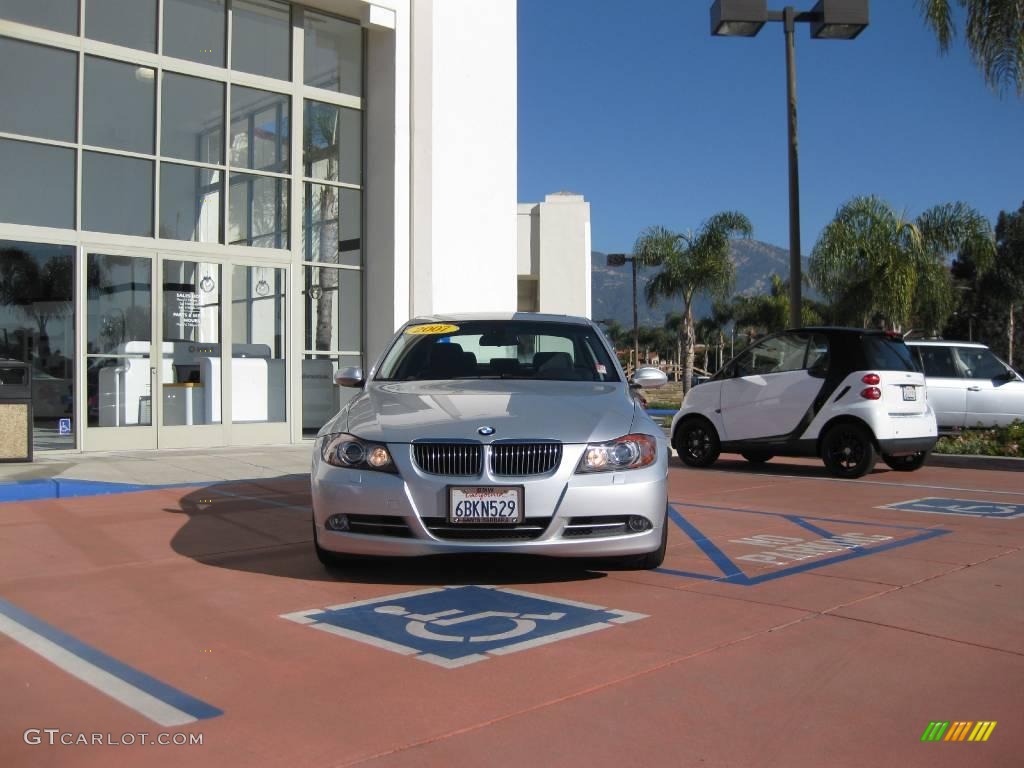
[917,0,1024,96]
[809,196,995,333]
[643,212,753,393]
[731,274,825,336]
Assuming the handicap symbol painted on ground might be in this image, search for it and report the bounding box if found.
[281,586,646,668]
[880,497,1024,519]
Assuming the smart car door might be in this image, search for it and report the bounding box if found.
[955,347,1024,428]
[720,333,823,442]
[914,346,966,429]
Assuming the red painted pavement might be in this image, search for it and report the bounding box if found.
[1,456,1021,767]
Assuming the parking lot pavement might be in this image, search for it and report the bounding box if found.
[1,453,1022,767]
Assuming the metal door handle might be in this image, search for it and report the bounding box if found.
[967,386,981,391]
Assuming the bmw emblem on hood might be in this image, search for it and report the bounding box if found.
[478,426,496,436]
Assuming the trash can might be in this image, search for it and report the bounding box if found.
[0,360,32,462]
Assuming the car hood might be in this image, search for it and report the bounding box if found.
[328,380,636,444]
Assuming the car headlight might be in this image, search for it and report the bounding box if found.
[576,433,658,473]
[321,433,397,473]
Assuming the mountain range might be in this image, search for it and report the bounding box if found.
[591,239,811,327]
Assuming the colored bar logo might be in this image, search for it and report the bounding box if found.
[921,721,997,742]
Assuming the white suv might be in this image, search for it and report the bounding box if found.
[906,340,1024,431]
[670,328,938,478]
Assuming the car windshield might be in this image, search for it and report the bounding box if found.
[375,320,621,382]
[862,335,917,372]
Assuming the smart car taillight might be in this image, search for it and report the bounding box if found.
[860,387,882,400]
[861,373,880,385]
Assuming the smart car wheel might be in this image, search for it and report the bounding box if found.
[741,451,773,465]
[883,451,929,472]
[821,422,877,478]
[674,418,721,468]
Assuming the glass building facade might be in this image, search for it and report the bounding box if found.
[0,0,364,450]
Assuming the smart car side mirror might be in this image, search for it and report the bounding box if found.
[334,366,364,387]
[631,367,668,389]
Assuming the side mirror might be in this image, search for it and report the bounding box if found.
[334,366,364,388]
[995,369,1018,383]
[631,367,668,389]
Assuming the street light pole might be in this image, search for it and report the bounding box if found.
[607,252,640,372]
[711,0,869,329]
[783,6,802,329]
[631,256,639,368]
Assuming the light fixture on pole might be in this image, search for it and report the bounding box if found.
[711,0,869,327]
[606,253,640,370]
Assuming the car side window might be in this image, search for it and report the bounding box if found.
[917,346,960,378]
[803,333,829,371]
[955,348,1008,380]
[734,334,808,377]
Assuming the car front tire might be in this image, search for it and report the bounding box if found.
[882,451,929,472]
[821,422,877,478]
[313,520,351,569]
[606,516,668,571]
[674,418,721,468]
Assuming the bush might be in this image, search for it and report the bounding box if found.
[933,421,1024,457]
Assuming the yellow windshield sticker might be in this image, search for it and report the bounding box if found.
[405,323,460,335]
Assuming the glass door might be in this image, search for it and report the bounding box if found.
[229,262,289,444]
[156,256,228,448]
[84,252,157,450]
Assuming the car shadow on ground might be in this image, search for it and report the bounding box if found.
[165,477,608,586]
[681,454,895,478]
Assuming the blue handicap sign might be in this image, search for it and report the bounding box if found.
[883,497,1024,519]
[281,586,645,668]
[58,418,71,436]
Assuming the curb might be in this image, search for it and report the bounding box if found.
[929,453,1024,472]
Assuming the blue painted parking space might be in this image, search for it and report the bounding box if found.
[659,503,951,585]
[0,478,160,503]
[281,585,646,668]
[880,497,1024,519]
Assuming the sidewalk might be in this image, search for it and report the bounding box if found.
[0,445,313,498]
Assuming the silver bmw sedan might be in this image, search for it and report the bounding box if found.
[311,313,670,569]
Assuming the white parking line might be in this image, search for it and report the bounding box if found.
[700,467,1024,498]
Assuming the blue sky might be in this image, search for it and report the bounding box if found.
[517,0,1024,255]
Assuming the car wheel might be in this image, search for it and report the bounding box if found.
[821,422,877,478]
[674,418,721,468]
[606,517,668,571]
[312,521,349,569]
[741,451,773,465]
[882,451,929,472]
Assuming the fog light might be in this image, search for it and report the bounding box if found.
[326,514,350,531]
[628,516,651,532]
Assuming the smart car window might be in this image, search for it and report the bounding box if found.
[375,321,621,382]
[862,336,917,372]
[917,346,960,378]
[804,333,830,370]
[955,348,1008,380]
[740,334,808,376]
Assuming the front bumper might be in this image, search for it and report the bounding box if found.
[311,441,668,558]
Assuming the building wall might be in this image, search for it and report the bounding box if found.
[411,0,518,319]
[0,0,520,452]
[517,193,591,318]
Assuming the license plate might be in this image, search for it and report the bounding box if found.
[902,385,917,401]
[448,486,524,524]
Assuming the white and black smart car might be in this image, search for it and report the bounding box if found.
[670,328,938,478]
